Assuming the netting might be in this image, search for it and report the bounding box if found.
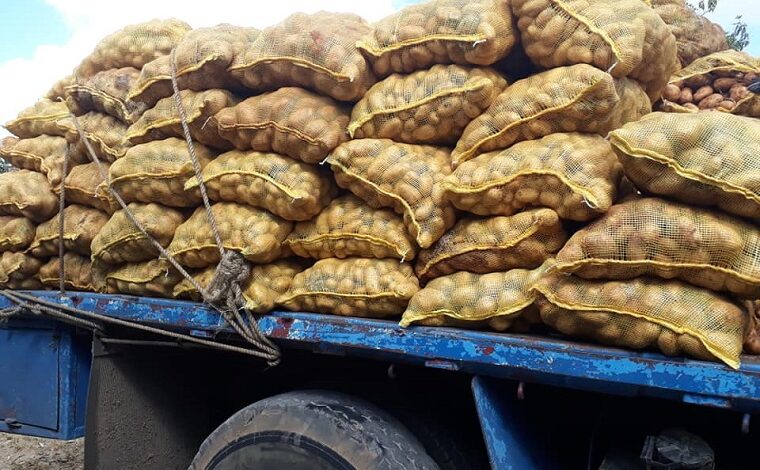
[746,302,760,355]
[284,194,417,261]
[0,170,59,222]
[167,202,293,268]
[61,162,118,213]
[328,139,455,248]
[65,67,140,123]
[349,64,507,145]
[110,137,216,207]
[650,3,727,67]
[511,0,678,99]
[0,216,35,252]
[127,89,237,149]
[105,259,182,298]
[534,273,745,369]
[73,19,191,78]
[278,257,420,318]
[444,133,621,221]
[609,112,760,220]
[555,197,760,298]
[57,111,130,162]
[186,149,336,221]
[214,87,350,164]
[91,202,185,265]
[28,204,108,257]
[0,251,43,290]
[357,0,517,77]
[415,208,566,282]
[46,75,76,100]
[451,65,651,166]
[37,253,96,292]
[0,135,83,188]
[4,99,69,138]
[229,12,375,102]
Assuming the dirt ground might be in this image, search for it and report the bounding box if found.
[0,433,83,470]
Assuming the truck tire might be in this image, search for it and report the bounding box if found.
[189,390,441,470]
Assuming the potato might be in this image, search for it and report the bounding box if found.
[0,251,44,289]
[0,170,59,222]
[4,99,69,138]
[57,111,130,162]
[0,135,84,188]
[28,204,108,257]
[106,259,182,298]
[698,93,723,110]
[0,216,35,251]
[65,67,140,123]
[37,253,97,292]
[62,162,119,213]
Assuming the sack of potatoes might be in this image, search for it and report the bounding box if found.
[91,202,185,266]
[0,216,36,252]
[187,149,336,221]
[214,87,350,164]
[57,111,130,162]
[65,67,141,124]
[229,12,375,102]
[278,257,420,318]
[648,1,727,67]
[534,272,745,369]
[510,0,678,99]
[128,25,260,110]
[37,253,97,292]
[452,65,651,167]
[167,202,293,268]
[328,139,455,248]
[4,99,69,139]
[105,259,182,298]
[745,301,760,355]
[110,138,216,207]
[0,170,59,222]
[284,194,417,261]
[0,135,82,188]
[444,133,622,222]
[349,65,507,145]
[27,204,109,257]
[61,162,118,214]
[46,75,76,101]
[555,197,760,298]
[357,0,517,77]
[0,251,44,289]
[609,112,760,220]
[415,208,566,282]
[659,50,760,117]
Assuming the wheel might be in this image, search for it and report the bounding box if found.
[189,390,440,470]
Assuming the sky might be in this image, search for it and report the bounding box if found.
[0,0,757,131]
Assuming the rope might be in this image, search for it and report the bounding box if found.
[0,290,102,331]
[57,144,70,293]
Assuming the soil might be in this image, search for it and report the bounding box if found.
[0,433,83,470]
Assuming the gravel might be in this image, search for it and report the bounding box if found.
[0,433,83,470]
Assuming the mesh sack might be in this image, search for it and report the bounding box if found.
[284,194,417,261]
[745,301,760,355]
[214,87,350,164]
[229,12,375,102]
[278,257,420,318]
[555,197,760,298]
[452,65,651,166]
[444,133,621,221]
[328,139,455,249]
[65,67,140,123]
[0,135,82,189]
[651,3,727,67]
[57,111,130,162]
[167,203,293,268]
[0,216,36,251]
[609,112,760,220]
[27,204,108,257]
[126,89,237,149]
[534,273,745,369]
[37,253,97,291]
[357,0,517,77]
[91,202,185,266]
[128,25,260,110]
[416,208,566,282]
[511,0,678,99]
[73,19,191,78]
[0,170,59,222]
[110,137,216,207]
[4,99,69,138]
[105,259,182,298]
[0,251,43,289]
[349,65,507,145]
[46,75,76,100]
[186,150,336,221]
[62,162,118,213]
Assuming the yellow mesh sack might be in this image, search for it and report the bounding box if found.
[62,162,118,214]
[609,112,760,220]
[28,204,108,257]
[167,203,293,268]
[128,25,260,109]
[444,133,621,222]
[229,12,375,102]
[105,259,182,298]
[555,197,760,298]
[400,266,544,331]
[0,136,83,189]
[534,273,745,369]
[74,19,191,78]
[186,149,336,221]
[110,137,216,207]
[511,0,678,99]
[4,99,69,138]
[349,65,507,145]
[37,254,96,292]
[650,3,727,67]
[278,258,420,318]
[46,75,76,101]
[357,0,517,77]
[91,202,185,266]
[452,65,651,166]
[126,89,237,149]
[416,208,566,282]
[0,216,36,251]
[284,194,417,261]
[328,139,455,249]
[214,87,350,164]
[57,111,130,162]
[0,170,59,222]
[65,67,140,124]
[0,251,43,289]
